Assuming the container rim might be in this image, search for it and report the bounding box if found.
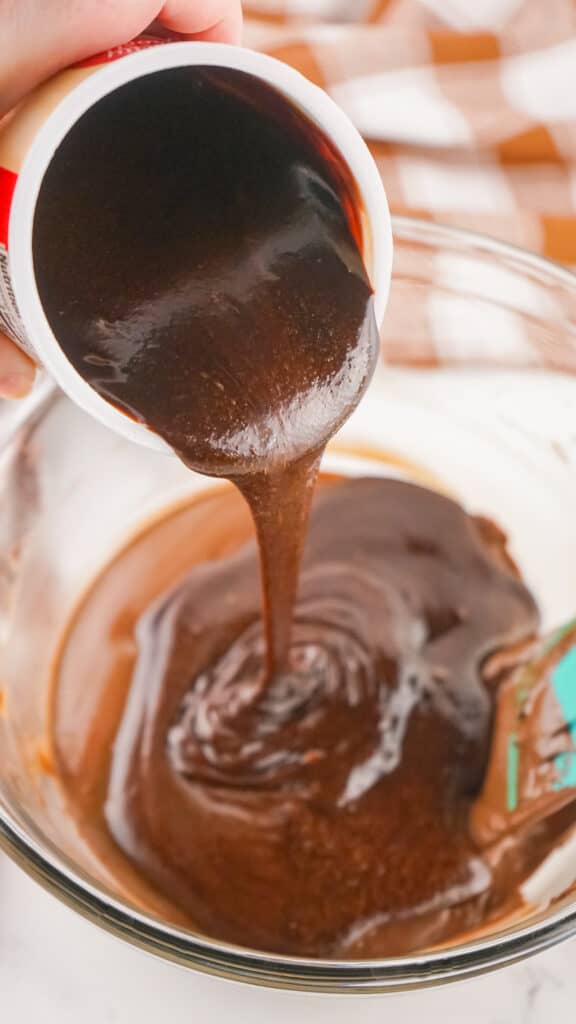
[9,40,392,456]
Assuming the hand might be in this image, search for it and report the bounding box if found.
[0,0,243,399]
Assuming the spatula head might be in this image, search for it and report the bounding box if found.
[472,620,576,847]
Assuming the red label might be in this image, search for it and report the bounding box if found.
[74,35,166,70]
[0,167,17,248]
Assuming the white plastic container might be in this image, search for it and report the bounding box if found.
[0,38,392,452]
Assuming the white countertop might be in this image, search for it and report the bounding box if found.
[2,852,575,1024]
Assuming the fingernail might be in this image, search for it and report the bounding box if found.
[0,372,35,399]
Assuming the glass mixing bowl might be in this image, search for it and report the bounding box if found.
[1,217,576,993]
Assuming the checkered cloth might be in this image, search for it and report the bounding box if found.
[243,0,576,369]
[245,0,576,262]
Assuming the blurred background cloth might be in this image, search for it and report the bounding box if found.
[244,0,576,267]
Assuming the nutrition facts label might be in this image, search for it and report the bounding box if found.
[0,243,28,352]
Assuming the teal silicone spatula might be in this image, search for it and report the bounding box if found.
[472,620,576,847]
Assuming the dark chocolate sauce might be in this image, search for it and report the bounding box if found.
[33,66,377,675]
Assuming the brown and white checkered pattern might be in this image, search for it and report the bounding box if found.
[243,0,576,368]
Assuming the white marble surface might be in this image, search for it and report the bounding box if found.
[1,853,575,1024]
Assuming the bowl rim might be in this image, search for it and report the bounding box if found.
[2,214,576,993]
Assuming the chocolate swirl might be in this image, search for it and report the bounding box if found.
[104,479,538,955]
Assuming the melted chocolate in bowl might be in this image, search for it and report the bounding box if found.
[32,67,572,958]
[52,478,542,956]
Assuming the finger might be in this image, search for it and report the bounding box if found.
[157,0,243,43]
[0,333,36,399]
